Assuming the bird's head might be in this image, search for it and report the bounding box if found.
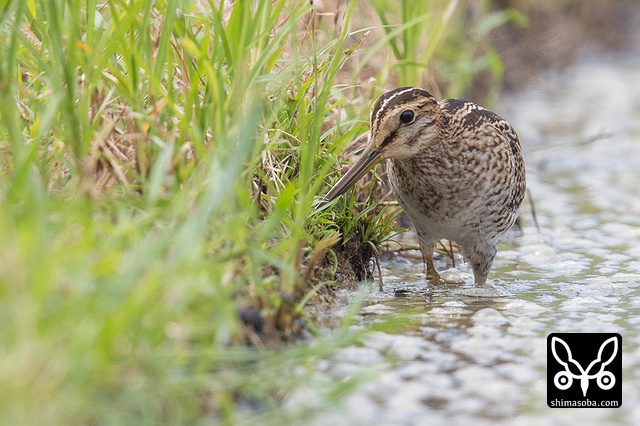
[325,87,440,201]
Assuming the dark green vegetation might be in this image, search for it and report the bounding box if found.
[0,0,519,423]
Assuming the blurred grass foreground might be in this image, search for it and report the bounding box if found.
[0,0,518,423]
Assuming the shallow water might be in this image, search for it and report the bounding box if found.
[291,57,640,425]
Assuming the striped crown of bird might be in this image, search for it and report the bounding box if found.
[326,87,526,287]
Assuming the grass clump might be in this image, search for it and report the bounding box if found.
[0,0,516,423]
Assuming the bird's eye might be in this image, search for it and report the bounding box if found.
[399,109,415,124]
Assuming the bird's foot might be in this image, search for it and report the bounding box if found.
[426,269,469,286]
[426,272,444,286]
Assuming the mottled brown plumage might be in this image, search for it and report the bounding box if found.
[326,87,526,287]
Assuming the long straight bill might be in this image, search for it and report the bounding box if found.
[325,143,383,201]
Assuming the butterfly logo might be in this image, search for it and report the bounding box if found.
[551,336,618,397]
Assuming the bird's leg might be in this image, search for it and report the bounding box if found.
[471,267,488,287]
[420,244,442,284]
[413,227,442,284]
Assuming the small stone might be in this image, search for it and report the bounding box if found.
[440,269,466,284]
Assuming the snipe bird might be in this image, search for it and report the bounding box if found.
[326,87,526,287]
